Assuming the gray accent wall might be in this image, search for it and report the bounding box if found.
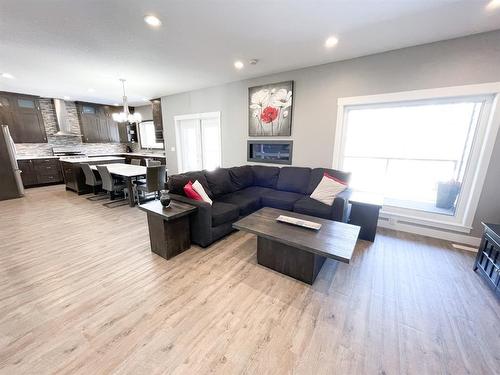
[162,30,500,237]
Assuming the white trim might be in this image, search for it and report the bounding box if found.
[174,111,222,173]
[333,82,500,236]
[378,219,481,248]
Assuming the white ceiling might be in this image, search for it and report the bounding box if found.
[1,0,499,105]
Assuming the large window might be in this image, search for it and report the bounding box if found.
[334,84,500,232]
[138,120,164,149]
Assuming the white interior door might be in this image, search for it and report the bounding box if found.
[175,112,221,173]
[177,118,202,172]
[200,117,222,171]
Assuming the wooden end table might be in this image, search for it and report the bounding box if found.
[348,192,384,242]
[138,200,197,260]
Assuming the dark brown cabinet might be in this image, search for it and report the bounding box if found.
[76,102,126,143]
[151,98,164,142]
[474,223,500,297]
[0,92,47,143]
[18,158,63,187]
[17,160,38,186]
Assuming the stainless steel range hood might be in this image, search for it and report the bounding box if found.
[53,98,80,136]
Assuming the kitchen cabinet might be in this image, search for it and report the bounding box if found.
[18,158,63,187]
[0,92,47,143]
[61,157,124,194]
[123,154,165,166]
[17,160,38,186]
[151,98,164,142]
[77,103,101,143]
[76,102,126,143]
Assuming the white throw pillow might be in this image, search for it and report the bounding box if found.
[310,174,347,206]
[192,180,213,205]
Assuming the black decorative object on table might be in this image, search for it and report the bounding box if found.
[474,223,500,297]
[160,190,171,207]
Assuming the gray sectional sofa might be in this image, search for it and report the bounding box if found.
[168,165,351,247]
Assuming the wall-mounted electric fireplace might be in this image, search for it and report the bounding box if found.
[247,140,293,165]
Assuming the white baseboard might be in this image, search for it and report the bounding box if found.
[378,219,481,249]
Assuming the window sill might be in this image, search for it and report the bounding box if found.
[379,209,472,233]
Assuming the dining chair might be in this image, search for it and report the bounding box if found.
[134,165,167,203]
[145,159,161,167]
[130,158,142,166]
[96,165,129,208]
[81,163,106,201]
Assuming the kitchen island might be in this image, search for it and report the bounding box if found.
[60,156,125,194]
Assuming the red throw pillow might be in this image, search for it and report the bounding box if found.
[323,172,347,186]
[184,180,203,201]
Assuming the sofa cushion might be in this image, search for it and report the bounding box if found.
[307,168,351,195]
[169,171,213,198]
[211,201,239,227]
[228,165,254,190]
[205,168,236,197]
[276,167,311,194]
[251,166,280,188]
[293,196,332,220]
[239,186,276,198]
[218,190,262,216]
[261,190,304,211]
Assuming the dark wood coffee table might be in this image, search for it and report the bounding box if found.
[138,200,197,260]
[233,207,360,284]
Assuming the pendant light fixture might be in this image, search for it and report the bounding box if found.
[112,78,142,123]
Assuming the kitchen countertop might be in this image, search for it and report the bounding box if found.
[88,152,167,158]
[17,153,166,161]
[16,155,60,160]
[59,156,126,164]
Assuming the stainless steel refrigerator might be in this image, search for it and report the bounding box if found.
[0,125,24,200]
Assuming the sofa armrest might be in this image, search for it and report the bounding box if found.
[331,188,352,222]
[169,193,213,247]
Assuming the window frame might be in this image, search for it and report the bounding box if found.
[138,120,164,150]
[333,82,500,233]
[174,111,222,173]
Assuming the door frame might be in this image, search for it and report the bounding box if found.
[174,111,222,173]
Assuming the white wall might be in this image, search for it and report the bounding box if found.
[162,30,500,237]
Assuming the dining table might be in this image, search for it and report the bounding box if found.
[91,163,147,207]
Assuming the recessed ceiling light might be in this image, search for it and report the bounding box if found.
[144,15,162,27]
[486,0,500,10]
[113,103,119,106]
[234,61,244,70]
[63,96,70,100]
[325,36,339,48]
[1,72,14,79]
[88,88,95,93]
[142,97,149,101]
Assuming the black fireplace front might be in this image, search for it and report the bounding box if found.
[247,140,293,165]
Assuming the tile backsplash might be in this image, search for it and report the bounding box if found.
[14,98,129,156]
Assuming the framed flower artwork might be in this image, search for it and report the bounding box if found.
[248,81,293,136]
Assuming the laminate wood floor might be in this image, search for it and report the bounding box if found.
[0,185,498,375]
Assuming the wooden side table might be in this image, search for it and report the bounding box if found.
[138,200,197,260]
[348,192,384,242]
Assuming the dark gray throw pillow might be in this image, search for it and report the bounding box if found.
[276,167,311,194]
[205,168,236,197]
[251,165,280,188]
[228,166,254,190]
